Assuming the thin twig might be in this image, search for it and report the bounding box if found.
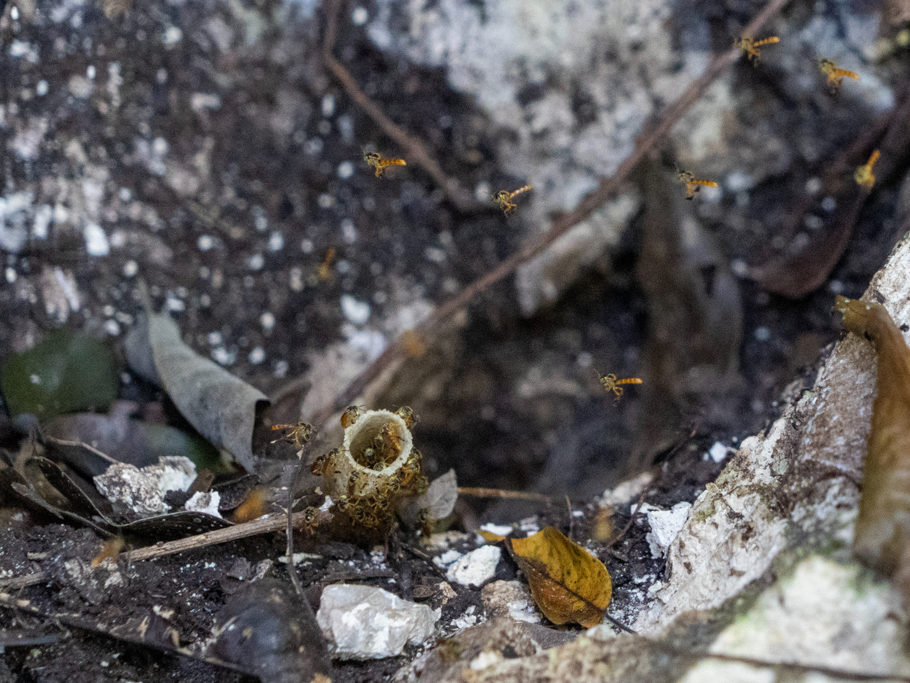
[285,431,315,599]
[1,511,311,590]
[310,0,791,426]
[457,487,554,503]
[322,0,481,213]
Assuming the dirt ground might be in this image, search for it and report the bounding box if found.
[2,0,908,680]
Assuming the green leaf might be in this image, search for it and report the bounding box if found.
[1,330,118,419]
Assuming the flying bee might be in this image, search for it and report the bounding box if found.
[492,184,533,215]
[818,58,859,94]
[854,149,880,190]
[734,35,779,64]
[598,372,643,404]
[363,150,407,178]
[340,405,365,429]
[675,168,718,200]
[270,421,315,448]
[317,247,336,282]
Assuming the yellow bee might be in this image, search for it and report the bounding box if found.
[492,185,533,215]
[270,421,314,448]
[340,405,365,429]
[396,406,417,430]
[854,149,880,190]
[317,247,336,282]
[598,372,643,404]
[675,168,718,200]
[363,150,407,178]
[818,58,860,94]
[734,35,780,64]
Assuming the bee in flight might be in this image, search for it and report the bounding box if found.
[363,150,407,177]
[270,421,315,448]
[734,35,780,64]
[317,247,336,282]
[818,58,859,94]
[492,185,533,215]
[598,372,643,404]
[675,168,718,200]
[854,149,880,190]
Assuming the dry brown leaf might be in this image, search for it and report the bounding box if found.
[835,296,910,582]
[505,526,612,628]
[478,529,507,543]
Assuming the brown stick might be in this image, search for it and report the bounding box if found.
[322,0,481,213]
[457,487,554,503]
[0,510,310,590]
[309,0,792,427]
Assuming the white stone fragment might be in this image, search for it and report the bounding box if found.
[184,490,221,518]
[708,441,734,463]
[316,584,438,660]
[446,545,502,587]
[644,502,692,559]
[93,456,197,516]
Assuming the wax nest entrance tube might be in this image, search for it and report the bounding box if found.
[311,407,427,544]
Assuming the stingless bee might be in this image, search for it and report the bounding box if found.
[317,247,336,282]
[270,421,315,448]
[675,168,719,200]
[854,149,880,190]
[734,35,780,64]
[340,405,365,429]
[492,185,533,215]
[598,372,643,404]
[818,58,859,94]
[363,150,407,178]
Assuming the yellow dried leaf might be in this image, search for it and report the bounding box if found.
[505,526,612,628]
[835,296,910,577]
[478,529,507,543]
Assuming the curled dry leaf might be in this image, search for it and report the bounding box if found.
[835,296,910,584]
[124,307,269,471]
[504,526,612,628]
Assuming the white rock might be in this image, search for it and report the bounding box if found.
[707,441,733,463]
[316,584,438,660]
[644,502,692,559]
[446,545,502,587]
[93,456,197,516]
[184,490,221,518]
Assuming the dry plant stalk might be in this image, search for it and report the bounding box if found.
[835,296,910,593]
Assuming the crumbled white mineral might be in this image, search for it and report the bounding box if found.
[446,545,502,587]
[644,502,692,558]
[93,456,197,516]
[184,490,221,518]
[316,584,438,660]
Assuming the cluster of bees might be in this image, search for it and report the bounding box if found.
[305,406,427,539]
[354,34,884,408]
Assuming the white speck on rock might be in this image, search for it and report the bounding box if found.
[340,294,371,325]
[83,223,110,256]
[446,545,502,587]
[644,502,692,559]
[316,584,438,660]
